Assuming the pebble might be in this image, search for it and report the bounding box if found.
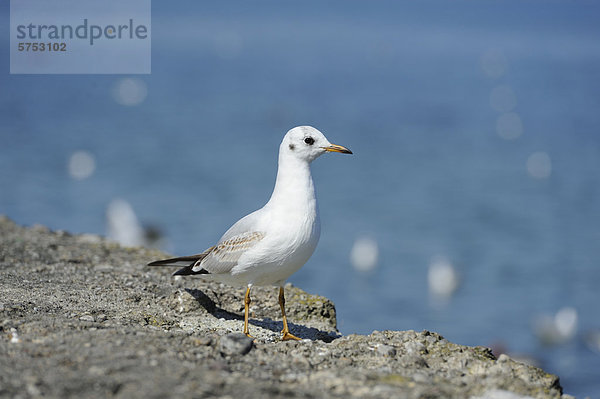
[404,341,426,355]
[96,314,108,322]
[218,333,254,356]
[376,344,397,357]
[9,328,21,344]
[498,354,510,363]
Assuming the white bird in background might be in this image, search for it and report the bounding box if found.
[107,198,146,247]
[350,236,379,272]
[533,307,578,346]
[106,198,164,249]
[428,256,460,301]
[149,126,352,340]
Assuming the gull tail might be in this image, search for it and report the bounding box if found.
[147,252,211,276]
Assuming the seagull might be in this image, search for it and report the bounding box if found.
[148,126,352,340]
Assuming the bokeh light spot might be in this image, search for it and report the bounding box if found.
[526,151,552,179]
[496,112,523,140]
[112,78,148,106]
[68,150,96,180]
[350,236,379,272]
[428,256,459,300]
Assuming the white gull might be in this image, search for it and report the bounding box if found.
[149,126,352,340]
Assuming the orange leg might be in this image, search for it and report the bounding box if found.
[243,286,254,338]
[279,286,301,341]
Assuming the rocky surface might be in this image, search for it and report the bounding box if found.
[0,216,570,398]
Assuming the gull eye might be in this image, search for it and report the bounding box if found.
[304,137,315,145]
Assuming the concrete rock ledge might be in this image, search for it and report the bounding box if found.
[0,216,569,399]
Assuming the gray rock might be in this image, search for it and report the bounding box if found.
[471,389,536,399]
[219,333,254,356]
[0,217,568,399]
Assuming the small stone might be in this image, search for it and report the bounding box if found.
[404,341,426,355]
[218,333,253,356]
[79,315,95,322]
[498,354,510,363]
[96,314,108,322]
[424,335,438,345]
[9,328,20,344]
[26,382,41,396]
[192,336,213,346]
[377,344,397,357]
[402,355,429,369]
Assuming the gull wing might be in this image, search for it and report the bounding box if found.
[192,230,266,274]
[148,208,267,276]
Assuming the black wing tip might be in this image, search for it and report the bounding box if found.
[147,254,210,276]
[173,266,209,276]
[148,257,185,266]
[147,260,166,266]
[147,256,197,267]
[147,253,210,267]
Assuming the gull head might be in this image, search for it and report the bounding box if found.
[281,126,352,163]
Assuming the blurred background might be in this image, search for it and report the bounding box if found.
[1,1,599,396]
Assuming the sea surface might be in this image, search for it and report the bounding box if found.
[1,1,599,396]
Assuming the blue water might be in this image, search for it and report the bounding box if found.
[1,1,600,396]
